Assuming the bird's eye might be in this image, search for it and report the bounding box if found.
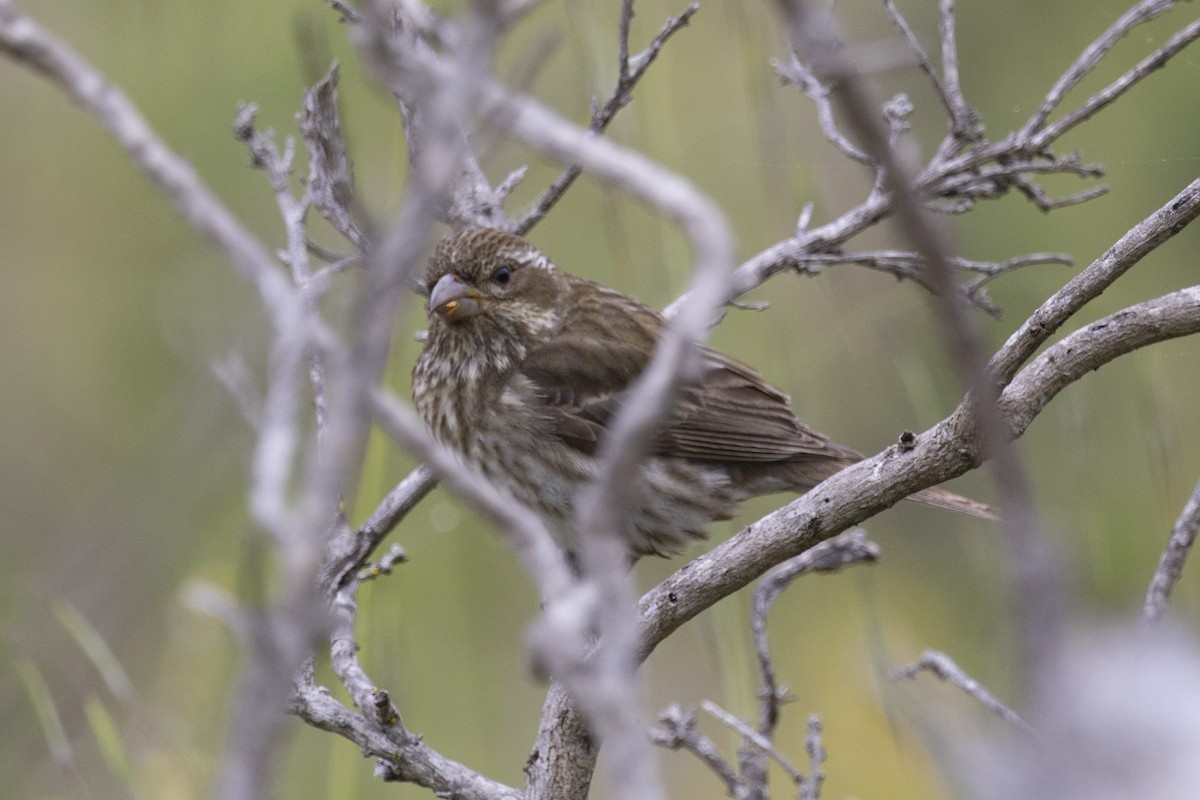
[492,266,511,285]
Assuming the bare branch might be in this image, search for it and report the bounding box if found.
[893,649,1034,734]
[789,250,1071,314]
[358,0,511,228]
[1019,0,1185,139]
[990,178,1200,387]
[774,55,873,166]
[639,285,1200,670]
[651,705,741,797]
[999,286,1200,438]
[1143,476,1200,624]
[234,101,334,450]
[776,0,1058,689]
[1033,16,1200,148]
[752,531,880,733]
[935,0,977,139]
[327,572,410,734]
[881,0,950,120]
[295,683,521,800]
[297,61,370,251]
[316,464,437,603]
[701,700,805,787]
[740,530,877,799]
[668,2,1194,322]
[803,716,826,800]
[305,458,510,800]
[514,1,700,234]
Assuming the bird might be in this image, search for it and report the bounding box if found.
[412,227,993,558]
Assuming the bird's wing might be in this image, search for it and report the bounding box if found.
[519,313,847,464]
[517,290,658,455]
[518,335,648,456]
[661,349,845,462]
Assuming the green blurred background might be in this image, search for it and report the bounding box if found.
[1,0,1197,797]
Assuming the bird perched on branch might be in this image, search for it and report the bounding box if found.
[413,228,993,558]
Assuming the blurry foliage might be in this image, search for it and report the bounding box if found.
[0,0,1196,798]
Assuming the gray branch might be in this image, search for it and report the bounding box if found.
[777,0,1057,689]
[297,62,370,251]
[319,464,438,594]
[892,649,1034,734]
[673,0,1199,317]
[514,0,700,233]
[651,705,741,796]
[989,177,1200,387]
[751,531,880,736]
[639,281,1200,675]
[7,0,1198,798]
[1019,0,1183,139]
[295,682,521,800]
[1143,476,1200,624]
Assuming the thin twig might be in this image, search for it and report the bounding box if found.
[774,55,872,166]
[358,544,410,582]
[1143,475,1200,624]
[751,531,880,732]
[893,649,1035,734]
[234,102,333,448]
[701,701,806,787]
[1019,0,1181,138]
[935,0,980,145]
[988,178,1200,387]
[743,531,877,800]
[1032,15,1200,149]
[323,0,362,24]
[789,249,1071,311]
[514,1,700,234]
[881,0,950,118]
[328,572,409,732]
[802,715,825,800]
[651,705,741,797]
[294,682,522,799]
[297,61,370,251]
[357,466,439,550]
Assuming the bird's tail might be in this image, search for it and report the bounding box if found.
[906,486,997,520]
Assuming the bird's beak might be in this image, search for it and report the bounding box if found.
[429,273,483,321]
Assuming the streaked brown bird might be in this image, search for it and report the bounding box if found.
[413,228,992,558]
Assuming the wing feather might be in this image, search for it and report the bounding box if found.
[661,350,846,462]
[515,285,849,464]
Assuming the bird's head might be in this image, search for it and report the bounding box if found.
[423,228,568,342]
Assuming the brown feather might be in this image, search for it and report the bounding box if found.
[413,227,996,560]
[521,283,853,467]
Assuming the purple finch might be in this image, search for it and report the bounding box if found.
[413,228,992,557]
